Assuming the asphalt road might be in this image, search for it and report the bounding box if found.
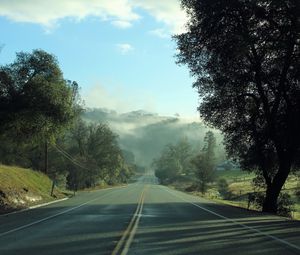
[0,174,300,255]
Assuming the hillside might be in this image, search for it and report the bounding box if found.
[0,165,67,214]
[171,170,300,220]
[83,108,225,166]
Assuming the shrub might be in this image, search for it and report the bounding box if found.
[217,178,231,199]
[277,193,295,217]
[295,183,300,201]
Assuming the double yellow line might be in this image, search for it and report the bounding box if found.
[112,185,148,255]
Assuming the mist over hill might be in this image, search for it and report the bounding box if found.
[83,108,225,167]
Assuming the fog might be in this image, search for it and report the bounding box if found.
[83,108,225,167]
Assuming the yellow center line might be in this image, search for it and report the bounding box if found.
[111,185,148,255]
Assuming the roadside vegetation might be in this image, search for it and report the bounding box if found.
[0,49,137,213]
[0,164,68,214]
[169,170,300,220]
[154,132,300,219]
[174,0,300,214]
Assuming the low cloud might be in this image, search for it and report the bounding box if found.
[83,83,156,114]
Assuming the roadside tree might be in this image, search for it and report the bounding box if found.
[175,0,300,213]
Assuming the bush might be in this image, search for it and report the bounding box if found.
[277,193,295,217]
[185,184,198,192]
[217,178,231,199]
[295,183,300,201]
[248,192,265,209]
[248,192,294,217]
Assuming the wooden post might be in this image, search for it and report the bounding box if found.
[44,139,48,174]
[50,180,55,197]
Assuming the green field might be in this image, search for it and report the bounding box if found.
[0,164,68,214]
[215,171,299,219]
[171,170,300,220]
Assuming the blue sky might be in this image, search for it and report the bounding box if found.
[0,0,199,118]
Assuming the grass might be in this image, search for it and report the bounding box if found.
[171,170,300,220]
[0,164,68,214]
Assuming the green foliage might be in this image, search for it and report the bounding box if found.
[154,138,193,184]
[277,193,295,217]
[295,187,300,201]
[191,131,216,194]
[0,49,133,190]
[175,0,300,213]
[0,50,80,142]
[217,178,231,199]
[249,191,295,217]
[191,153,215,194]
[64,120,134,189]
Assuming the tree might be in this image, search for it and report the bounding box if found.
[153,138,193,184]
[191,131,216,193]
[175,0,300,213]
[0,49,80,172]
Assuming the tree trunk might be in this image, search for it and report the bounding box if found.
[262,158,291,213]
[263,184,280,213]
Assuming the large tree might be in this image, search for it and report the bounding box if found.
[175,0,300,213]
[0,49,79,141]
[0,50,80,172]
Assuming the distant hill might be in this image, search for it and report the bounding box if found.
[83,108,225,167]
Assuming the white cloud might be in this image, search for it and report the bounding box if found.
[133,0,188,34]
[0,0,139,29]
[149,28,169,38]
[0,0,188,34]
[111,20,132,29]
[116,43,134,55]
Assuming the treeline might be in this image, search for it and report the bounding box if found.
[0,49,135,190]
[153,131,217,193]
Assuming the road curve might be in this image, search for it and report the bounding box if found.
[0,175,299,255]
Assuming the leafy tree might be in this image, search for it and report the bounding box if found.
[0,50,79,140]
[153,138,193,183]
[191,131,216,193]
[0,49,80,172]
[176,0,300,213]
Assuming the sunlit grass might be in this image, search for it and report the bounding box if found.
[172,170,300,220]
[0,164,67,212]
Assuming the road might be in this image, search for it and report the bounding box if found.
[0,174,300,255]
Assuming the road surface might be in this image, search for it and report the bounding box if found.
[0,174,299,255]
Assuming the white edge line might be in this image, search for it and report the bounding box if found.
[163,187,300,252]
[0,187,125,237]
[29,198,69,209]
[0,198,69,217]
[0,186,126,218]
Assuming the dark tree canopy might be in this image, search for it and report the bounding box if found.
[175,0,300,213]
[0,49,80,141]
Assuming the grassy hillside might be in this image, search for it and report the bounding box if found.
[0,164,67,214]
[171,170,300,220]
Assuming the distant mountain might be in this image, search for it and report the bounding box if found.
[83,108,225,167]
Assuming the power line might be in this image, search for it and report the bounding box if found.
[52,144,90,171]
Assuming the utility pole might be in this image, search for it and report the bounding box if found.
[44,139,48,174]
